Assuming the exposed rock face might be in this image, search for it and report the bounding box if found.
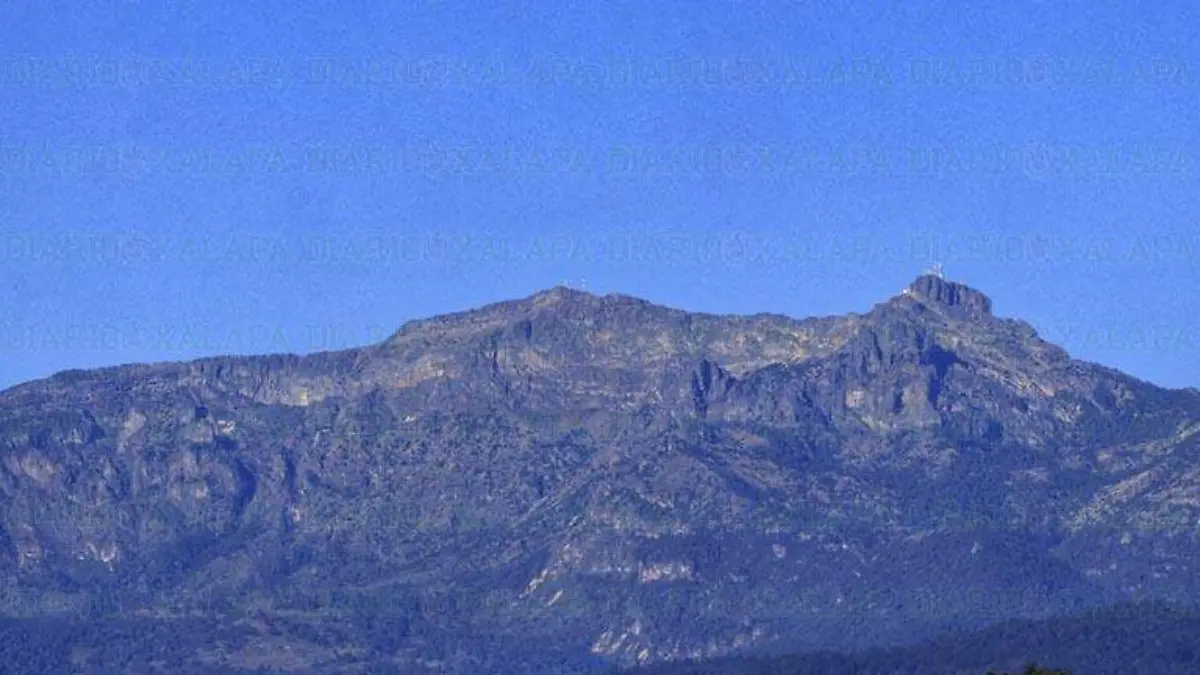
[906,274,994,315]
[1,277,1198,673]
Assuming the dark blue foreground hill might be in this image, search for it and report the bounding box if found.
[618,602,1200,675]
[2,276,1199,673]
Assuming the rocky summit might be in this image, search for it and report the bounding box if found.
[2,275,1200,674]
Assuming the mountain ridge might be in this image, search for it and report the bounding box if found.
[8,274,1189,397]
[1,274,1199,673]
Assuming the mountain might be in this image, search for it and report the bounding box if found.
[2,274,1199,673]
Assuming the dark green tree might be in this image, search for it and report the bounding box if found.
[984,664,1071,675]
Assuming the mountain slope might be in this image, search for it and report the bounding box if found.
[1,275,1199,672]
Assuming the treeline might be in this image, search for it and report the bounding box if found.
[620,602,1200,675]
[3,601,1200,674]
[0,615,268,675]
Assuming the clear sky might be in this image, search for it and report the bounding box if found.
[1,0,1197,390]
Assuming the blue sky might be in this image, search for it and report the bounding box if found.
[1,0,1198,389]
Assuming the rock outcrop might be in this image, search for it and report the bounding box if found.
[905,273,994,315]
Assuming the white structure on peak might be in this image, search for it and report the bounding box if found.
[901,261,945,296]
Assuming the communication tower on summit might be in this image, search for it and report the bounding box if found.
[903,261,945,296]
